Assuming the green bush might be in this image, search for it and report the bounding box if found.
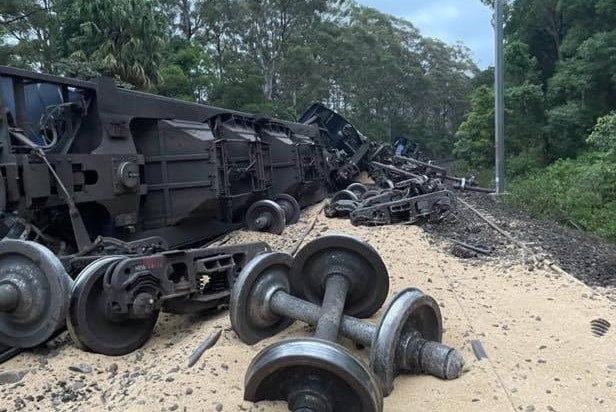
[587,112,616,152]
[508,151,616,241]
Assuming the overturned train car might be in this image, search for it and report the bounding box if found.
[0,66,331,356]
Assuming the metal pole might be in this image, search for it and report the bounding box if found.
[494,0,505,194]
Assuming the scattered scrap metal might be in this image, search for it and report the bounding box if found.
[300,104,494,227]
[187,329,222,367]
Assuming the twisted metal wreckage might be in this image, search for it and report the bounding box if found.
[302,104,494,226]
[0,66,489,411]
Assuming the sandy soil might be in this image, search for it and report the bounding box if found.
[1,203,615,412]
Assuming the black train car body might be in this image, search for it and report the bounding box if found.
[0,66,328,252]
[0,66,331,355]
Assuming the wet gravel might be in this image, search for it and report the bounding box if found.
[425,192,616,289]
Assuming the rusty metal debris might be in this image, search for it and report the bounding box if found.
[451,244,477,259]
[301,104,492,227]
[325,184,457,227]
[187,329,222,368]
[470,340,488,360]
[448,238,493,255]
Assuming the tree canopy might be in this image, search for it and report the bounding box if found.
[463,0,616,240]
[0,0,476,158]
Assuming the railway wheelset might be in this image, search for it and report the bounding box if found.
[0,192,301,358]
[230,233,464,411]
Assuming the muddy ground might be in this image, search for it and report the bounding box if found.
[0,197,615,412]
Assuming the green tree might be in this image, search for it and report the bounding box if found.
[159,0,205,41]
[506,0,564,81]
[59,0,166,88]
[238,0,336,100]
[587,112,616,152]
[468,0,616,241]
[454,85,495,169]
[155,38,212,101]
[0,0,60,71]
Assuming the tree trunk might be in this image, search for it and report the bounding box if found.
[263,63,275,100]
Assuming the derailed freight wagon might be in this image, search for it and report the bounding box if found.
[0,66,329,356]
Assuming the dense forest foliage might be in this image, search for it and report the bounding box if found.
[1,0,615,240]
[460,0,616,240]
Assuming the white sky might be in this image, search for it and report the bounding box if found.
[355,0,494,69]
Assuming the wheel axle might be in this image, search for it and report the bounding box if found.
[264,285,463,394]
[238,234,387,411]
[231,234,463,397]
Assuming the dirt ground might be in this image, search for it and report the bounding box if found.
[1,202,615,412]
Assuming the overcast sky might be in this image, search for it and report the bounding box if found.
[355,0,494,68]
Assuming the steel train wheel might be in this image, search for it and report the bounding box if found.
[273,194,300,225]
[331,189,359,203]
[361,189,380,200]
[230,252,295,344]
[245,338,383,412]
[370,288,443,395]
[347,183,368,197]
[245,200,286,235]
[0,240,72,348]
[291,233,389,319]
[67,256,159,356]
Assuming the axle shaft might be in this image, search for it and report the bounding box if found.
[268,288,461,380]
[314,275,349,341]
[270,289,375,347]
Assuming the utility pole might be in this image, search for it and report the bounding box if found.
[494,0,505,194]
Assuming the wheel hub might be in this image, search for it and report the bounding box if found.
[0,240,72,348]
[0,266,46,323]
[131,292,156,318]
[0,283,19,312]
[253,215,270,230]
